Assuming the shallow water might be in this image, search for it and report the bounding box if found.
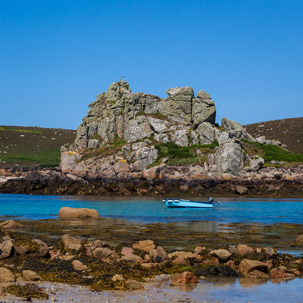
[4,278,303,303]
[1,194,303,224]
[175,277,303,303]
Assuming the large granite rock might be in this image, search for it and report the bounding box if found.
[209,141,246,175]
[192,90,216,127]
[160,87,194,125]
[0,238,13,260]
[59,81,262,179]
[222,118,254,141]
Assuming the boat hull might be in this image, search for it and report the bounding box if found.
[164,199,214,208]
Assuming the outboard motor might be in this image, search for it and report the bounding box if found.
[208,197,214,203]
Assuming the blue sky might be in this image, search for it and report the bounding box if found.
[0,0,302,129]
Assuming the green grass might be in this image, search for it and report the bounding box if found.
[80,136,126,161]
[1,149,61,167]
[243,140,303,164]
[154,141,218,166]
[0,125,76,168]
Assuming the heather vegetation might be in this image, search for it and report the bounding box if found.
[0,126,76,168]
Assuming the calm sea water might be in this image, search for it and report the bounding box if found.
[1,193,303,301]
[1,194,303,224]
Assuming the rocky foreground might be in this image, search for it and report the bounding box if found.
[1,218,303,301]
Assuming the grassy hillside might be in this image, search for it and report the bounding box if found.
[0,126,76,168]
[245,117,303,154]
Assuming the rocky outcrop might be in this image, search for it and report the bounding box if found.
[60,81,264,178]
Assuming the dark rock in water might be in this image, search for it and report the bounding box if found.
[194,265,238,277]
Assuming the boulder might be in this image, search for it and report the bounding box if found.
[60,151,79,173]
[93,239,105,248]
[0,239,13,260]
[59,207,100,219]
[124,117,152,142]
[149,246,168,263]
[173,255,188,265]
[148,117,169,133]
[0,267,15,282]
[246,156,264,172]
[62,234,82,251]
[239,259,268,276]
[221,118,254,141]
[211,249,232,262]
[237,244,255,256]
[132,240,156,253]
[15,239,49,257]
[192,90,216,127]
[201,257,220,266]
[270,268,295,280]
[171,129,189,146]
[171,271,199,284]
[209,142,246,175]
[93,247,117,262]
[121,254,142,263]
[72,260,87,271]
[121,247,134,257]
[31,239,49,257]
[234,185,248,195]
[0,220,24,229]
[263,247,276,256]
[296,235,303,245]
[161,86,194,124]
[247,270,269,279]
[196,122,215,144]
[23,270,41,281]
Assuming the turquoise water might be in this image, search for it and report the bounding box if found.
[1,194,303,224]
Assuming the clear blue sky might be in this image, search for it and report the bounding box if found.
[1,0,302,129]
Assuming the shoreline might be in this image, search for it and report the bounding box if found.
[0,216,303,301]
[1,167,303,197]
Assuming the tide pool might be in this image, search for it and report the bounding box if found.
[1,194,303,224]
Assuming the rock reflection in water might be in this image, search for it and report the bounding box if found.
[238,277,268,288]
